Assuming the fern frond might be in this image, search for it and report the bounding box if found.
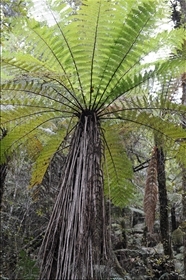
[1,106,57,125]
[103,124,134,207]
[144,146,158,233]
[3,0,184,111]
[0,112,61,163]
[168,141,186,167]
[106,109,186,142]
[101,94,186,119]
[156,58,186,78]
[29,128,67,188]
[101,106,186,168]
[1,79,81,114]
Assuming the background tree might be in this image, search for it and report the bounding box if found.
[170,0,186,275]
[1,0,186,279]
[0,128,7,210]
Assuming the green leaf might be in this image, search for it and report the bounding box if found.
[29,128,67,187]
[103,124,134,207]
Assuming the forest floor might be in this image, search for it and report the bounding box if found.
[112,220,184,280]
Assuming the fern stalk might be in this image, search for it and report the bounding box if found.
[39,111,112,279]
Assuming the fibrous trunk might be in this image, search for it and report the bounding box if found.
[181,72,186,276]
[0,129,8,211]
[0,163,7,211]
[38,112,111,279]
[144,146,158,233]
[156,147,172,257]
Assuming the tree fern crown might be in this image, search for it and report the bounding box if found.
[1,0,186,206]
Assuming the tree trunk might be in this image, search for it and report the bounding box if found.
[171,0,186,274]
[38,112,112,279]
[179,1,186,275]
[0,128,8,211]
[0,163,7,211]
[171,204,177,232]
[156,146,172,257]
[181,72,186,276]
[182,174,186,277]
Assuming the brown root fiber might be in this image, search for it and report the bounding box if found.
[38,113,112,279]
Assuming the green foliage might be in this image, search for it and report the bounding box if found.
[103,124,134,206]
[29,128,67,187]
[1,0,186,206]
[0,0,29,33]
[16,250,39,280]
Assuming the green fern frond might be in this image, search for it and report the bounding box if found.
[1,106,57,125]
[156,58,186,77]
[1,79,81,114]
[103,124,134,207]
[0,112,60,163]
[127,111,186,141]
[29,128,67,188]
[2,56,48,77]
[119,95,186,116]
[2,0,183,111]
[175,142,186,166]
[101,107,186,157]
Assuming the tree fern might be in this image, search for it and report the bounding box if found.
[144,146,158,233]
[1,0,186,278]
